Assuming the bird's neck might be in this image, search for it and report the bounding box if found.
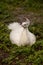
[24,27,28,30]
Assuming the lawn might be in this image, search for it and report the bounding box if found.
[0,0,43,65]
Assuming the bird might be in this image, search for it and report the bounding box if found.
[8,18,36,46]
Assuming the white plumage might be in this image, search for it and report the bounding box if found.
[8,18,36,46]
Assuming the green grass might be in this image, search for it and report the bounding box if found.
[0,21,43,65]
[0,0,43,65]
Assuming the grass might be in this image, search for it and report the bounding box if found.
[0,0,43,65]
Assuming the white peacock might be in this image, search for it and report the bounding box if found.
[8,18,36,46]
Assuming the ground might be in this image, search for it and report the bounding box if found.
[0,0,43,65]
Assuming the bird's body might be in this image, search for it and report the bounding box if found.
[8,18,36,46]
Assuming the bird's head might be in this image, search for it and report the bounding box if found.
[22,18,30,28]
